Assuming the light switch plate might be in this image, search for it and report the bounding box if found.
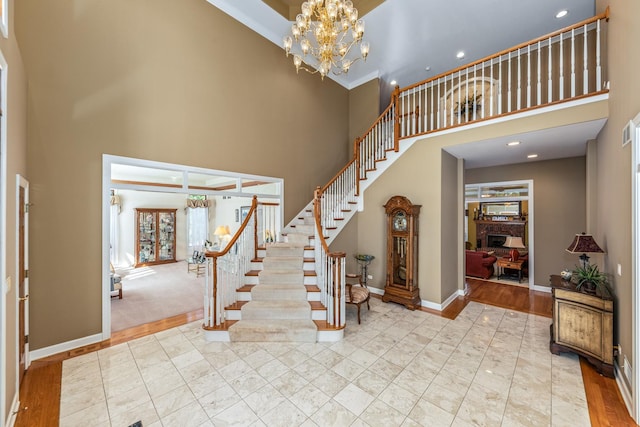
[4,276,11,294]
[618,264,622,276]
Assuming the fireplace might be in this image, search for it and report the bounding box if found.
[475,218,527,253]
[487,234,508,247]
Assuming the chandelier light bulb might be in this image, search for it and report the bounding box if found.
[360,41,369,59]
[283,36,293,55]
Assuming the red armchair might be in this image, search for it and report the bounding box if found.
[465,250,498,279]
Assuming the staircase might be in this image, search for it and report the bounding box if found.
[221,216,333,342]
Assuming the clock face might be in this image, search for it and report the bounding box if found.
[393,211,407,231]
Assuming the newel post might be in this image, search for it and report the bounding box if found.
[392,85,400,152]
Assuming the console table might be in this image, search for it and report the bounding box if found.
[549,274,614,377]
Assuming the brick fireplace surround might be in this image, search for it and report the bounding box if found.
[475,219,527,252]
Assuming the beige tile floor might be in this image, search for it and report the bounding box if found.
[59,299,590,426]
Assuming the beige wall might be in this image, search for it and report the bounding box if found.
[466,157,587,286]
[15,0,351,350]
[348,78,380,149]
[595,0,639,391]
[440,152,460,300]
[0,0,28,420]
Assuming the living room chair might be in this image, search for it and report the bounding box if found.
[110,262,122,299]
[345,273,370,324]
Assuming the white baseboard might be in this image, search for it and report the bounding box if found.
[532,284,551,293]
[5,393,19,427]
[29,333,103,361]
[615,361,635,420]
[370,286,462,312]
[369,287,384,296]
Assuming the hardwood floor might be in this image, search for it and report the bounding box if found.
[14,282,636,426]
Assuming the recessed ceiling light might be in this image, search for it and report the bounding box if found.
[556,10,568,18]
[390,80,397,86]
[507,141,521,146]
[425,66,431,71]
[527,154,539,159]
[456,51,465,59]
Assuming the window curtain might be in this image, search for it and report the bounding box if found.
[187,199,212,253]
[109,195,121,265]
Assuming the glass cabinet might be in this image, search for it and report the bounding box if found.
[135,208,177,267]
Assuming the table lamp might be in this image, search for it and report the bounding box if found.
[503,236,526,261]
[566,232,604,268]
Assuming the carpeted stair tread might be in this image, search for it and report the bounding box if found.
[251,284,308,300]
[262,256,303,270]
[265,245,305,257]
[240,300,311,319]
[228,319,317,342]
[258,270,304,285]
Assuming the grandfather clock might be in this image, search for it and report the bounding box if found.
[383,195,421,310]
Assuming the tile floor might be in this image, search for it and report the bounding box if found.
[59,299,590,426]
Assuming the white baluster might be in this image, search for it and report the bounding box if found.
[548,37,553,102]
[508,51,512,112]
[596,19,602,91]
[472,65,476,121]
[571,28,576,97]
[527,45,531,108]
[537,41,541,105]
[490,57,494,116]
[498,54,502,114]
[517,48,521,110]
[583,23,588,94]
[560,33,564,100]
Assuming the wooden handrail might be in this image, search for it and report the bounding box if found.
[206,195,258,259]
[400,8,610,93]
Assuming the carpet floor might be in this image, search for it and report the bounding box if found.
[111,261,204,332]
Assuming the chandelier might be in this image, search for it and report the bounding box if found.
[283,0,370,80]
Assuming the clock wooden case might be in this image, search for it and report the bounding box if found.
[383,195,421,310]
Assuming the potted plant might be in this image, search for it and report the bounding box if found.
[573,263,611,295]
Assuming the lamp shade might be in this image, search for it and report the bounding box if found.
[503,236,525,249]
[214,225,231,237]
[566,233,604,254]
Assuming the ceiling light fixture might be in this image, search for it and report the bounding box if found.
[283,0,369,80]
[390,80,397,86]
[556,10,568,18]
[456,51,465,59]
[527,154,538,159]
[507,141,521,146]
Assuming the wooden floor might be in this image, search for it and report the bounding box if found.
[13,281,636,426]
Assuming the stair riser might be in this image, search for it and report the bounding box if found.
[262,257,304,270]
[258,249,314,258]
[258,275,304,285]
[265,247,305,257]
[251,261,316,270]
[251,287,308,301]
[236,290,321,302]
[245,276,317,285]
[241,306,311,320]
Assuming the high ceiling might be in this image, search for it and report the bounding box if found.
[206,0,604,169]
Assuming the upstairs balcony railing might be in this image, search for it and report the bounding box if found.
[315,10,610,314]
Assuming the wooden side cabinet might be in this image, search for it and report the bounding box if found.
[135,208,177,267]
[549,274,614,377]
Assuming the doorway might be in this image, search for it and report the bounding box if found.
[464,180,535,289]
[101,155,284,339]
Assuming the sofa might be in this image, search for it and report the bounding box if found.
[465,250,498,279]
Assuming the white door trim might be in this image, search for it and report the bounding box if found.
[16,175,29,370]
[0,47,8,427]
[101,155,285,340]
[631,112,640,423]
[464,179,535,289]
